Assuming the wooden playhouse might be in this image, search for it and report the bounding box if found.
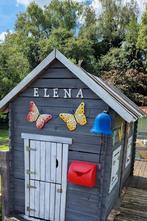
[0,49,144,221]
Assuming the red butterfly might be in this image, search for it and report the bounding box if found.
[26,101,52,129]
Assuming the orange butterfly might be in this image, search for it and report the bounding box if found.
[26,101,52,129]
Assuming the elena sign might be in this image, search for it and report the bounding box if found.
[33,88,84,98]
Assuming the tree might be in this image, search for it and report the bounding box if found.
[0,0,146,107]
[15,0,83,38]
[97,43,143,72]
[102,69,147,106]
[14,0,85,68]
[4,31,40,69]
[44,0,82,31]
[39,27,74,60]
[137,5,147,52]
[97,0,138,49]
[125,15,139,45]
[137,5,147,70]
[0,42,29,100]
[16,2,46,38]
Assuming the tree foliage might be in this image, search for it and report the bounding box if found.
[137,6,147,70]
[102,69,147,106]
[97,0,138,47]
[137,6,147,52]
[0,41,29,99]
[0,0,146,108]
[97,43,143,71]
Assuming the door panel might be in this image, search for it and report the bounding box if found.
[29,179,35,217]
[45,182,50,220]
[50,143,57,183]
[35,141,41,181]
[45,142,51,182]
[50,183,56,220]
[56,143,62,184]
[29,181,62,221]
[40,142,46,181]
[29,141,62,184]
[23,136,70,221]
[34,180,40,218]
[39,181,45,219]
[55,184,62,221]
[30,141,36,180]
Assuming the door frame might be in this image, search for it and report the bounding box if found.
[21,133,72,221]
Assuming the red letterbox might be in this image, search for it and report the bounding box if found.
[68,160,97,188]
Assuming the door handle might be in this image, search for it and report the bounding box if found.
[57,188,62,193]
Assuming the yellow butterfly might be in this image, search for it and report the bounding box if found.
[59,102,87,131]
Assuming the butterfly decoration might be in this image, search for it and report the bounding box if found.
[59,102,87,131]
[26,101,52,129]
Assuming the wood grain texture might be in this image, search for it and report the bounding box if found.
[114,187,147,221]
[40,68,76,79]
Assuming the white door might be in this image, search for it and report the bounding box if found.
[22,133,72,221]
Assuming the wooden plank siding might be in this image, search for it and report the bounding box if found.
[9,60,111,221]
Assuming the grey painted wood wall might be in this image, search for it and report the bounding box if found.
[7,59,134,221]
[101,114,135,220]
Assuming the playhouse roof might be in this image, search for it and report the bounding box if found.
[0,49,145,122]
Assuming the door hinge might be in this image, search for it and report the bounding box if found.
[26,146,36,151]
[27,184,37,189]
[27,207,36,212]
[27,170,36,175]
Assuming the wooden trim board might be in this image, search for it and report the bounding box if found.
[21,133,72,144]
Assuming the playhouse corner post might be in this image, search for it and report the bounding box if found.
[130,120,138,176]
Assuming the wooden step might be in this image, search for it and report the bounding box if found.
[114,187,147,221]
[115,207,147,221]
[121,188,147,212]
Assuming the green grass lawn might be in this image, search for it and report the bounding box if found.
[0,129,9,152]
